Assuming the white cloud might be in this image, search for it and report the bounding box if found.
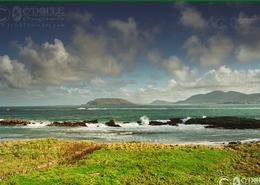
[0,55,32,88]
[66,11,93,25]
[237,12,260,35]
[162,56,191,81]
[184,34,233,67]
[180,7,208,30]
[19,38,73,85]
[1,16,147,89]
[196,66,260,89]
[119,66,260,103]
[90,78,106,88]
[71,26,123,77]
[108,17,144,64]
[236,45,260,62]
[234,12,260,62]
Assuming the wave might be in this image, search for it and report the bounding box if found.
[86,107,260,110]
[23,121,50,128]
[87,107,170,110]
[77,108,86,110]
[139,115,150,126]
[182,117,191,123]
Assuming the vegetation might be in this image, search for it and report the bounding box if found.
[0,138,259,185]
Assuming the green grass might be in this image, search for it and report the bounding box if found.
[0,139,259,185]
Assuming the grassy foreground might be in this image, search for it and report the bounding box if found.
[0,138,259,185]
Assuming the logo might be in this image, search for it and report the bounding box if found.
[12,6,22,22]
[219,176,230,185]
[0,6,9,24]
[233,177,241,185]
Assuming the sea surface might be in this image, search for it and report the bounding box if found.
[0,104,260,144]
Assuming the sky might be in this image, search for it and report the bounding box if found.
[0,3,260,106]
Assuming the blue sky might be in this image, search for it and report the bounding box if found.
[0,3,260,106]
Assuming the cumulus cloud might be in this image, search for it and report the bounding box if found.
[90,78,106,88]
[71,26,123,77]
[108,17,144,64]
[184,34,233,67]
[0,55,32,88]
[180,7,208,30]
[124,65,260,103]
[162,56,191,81]
[236,12,260,36]
[19,38,73,85]
[196,66,260,88]
[235,12,260,62]
[66,11,93,25]
[1,16,147,89]
[236,44,260,62]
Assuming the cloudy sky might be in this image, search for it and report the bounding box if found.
[0,3,260,106]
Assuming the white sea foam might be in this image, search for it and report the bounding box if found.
[77,107,86,110]
[182,117,191,123]
[139,116,150,126]
[87,107,260,110]
[88,107,170,110]
[26,121,50,128]
[118,122,140,127]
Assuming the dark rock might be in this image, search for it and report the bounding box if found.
[105,119,121,127]
[149,119,180,126]
[149,121,166,126]
[228,141,242,145]
[0,119,30,126]
[137,120,142,124]
[47,121,87,127]
[168,118,183,125]
[83,119,98,124]
[185,116,260,129]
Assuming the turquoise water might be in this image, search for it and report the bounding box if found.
[1,104,260,121]
[0,105,260,144]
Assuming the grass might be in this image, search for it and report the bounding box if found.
[0,139,259,185]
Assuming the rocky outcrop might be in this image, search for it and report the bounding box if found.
[168,118,183,124]
[47,121,87,127]
[83,119,98,124]
[185,117,260,129]
[0,119,30,126]
[149,118,182,126]
[105,119,121,127]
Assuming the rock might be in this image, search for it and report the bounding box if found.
[149,121,167,126]
[169,118,183,124]
[0,119,30,126]
[47,121,87,127]
[105,119,121,127]
[167,118,183,125]
[228,141,242,145]
[149,118,180,126]
[137,120,142,124]
[185,116,260,129]
[83,119,98,124]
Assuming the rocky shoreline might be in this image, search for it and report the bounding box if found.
[185,116,260,129]
[0,116,260,129]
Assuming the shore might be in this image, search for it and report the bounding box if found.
[0,138,259,184]
[1,116,260,129]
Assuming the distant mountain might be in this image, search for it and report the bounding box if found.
[85,98,136,107]
[176,91,260,104]
[150,100,174,105]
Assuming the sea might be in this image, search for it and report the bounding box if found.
[0,104,260,144]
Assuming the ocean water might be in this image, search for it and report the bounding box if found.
[0,104,260,144]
